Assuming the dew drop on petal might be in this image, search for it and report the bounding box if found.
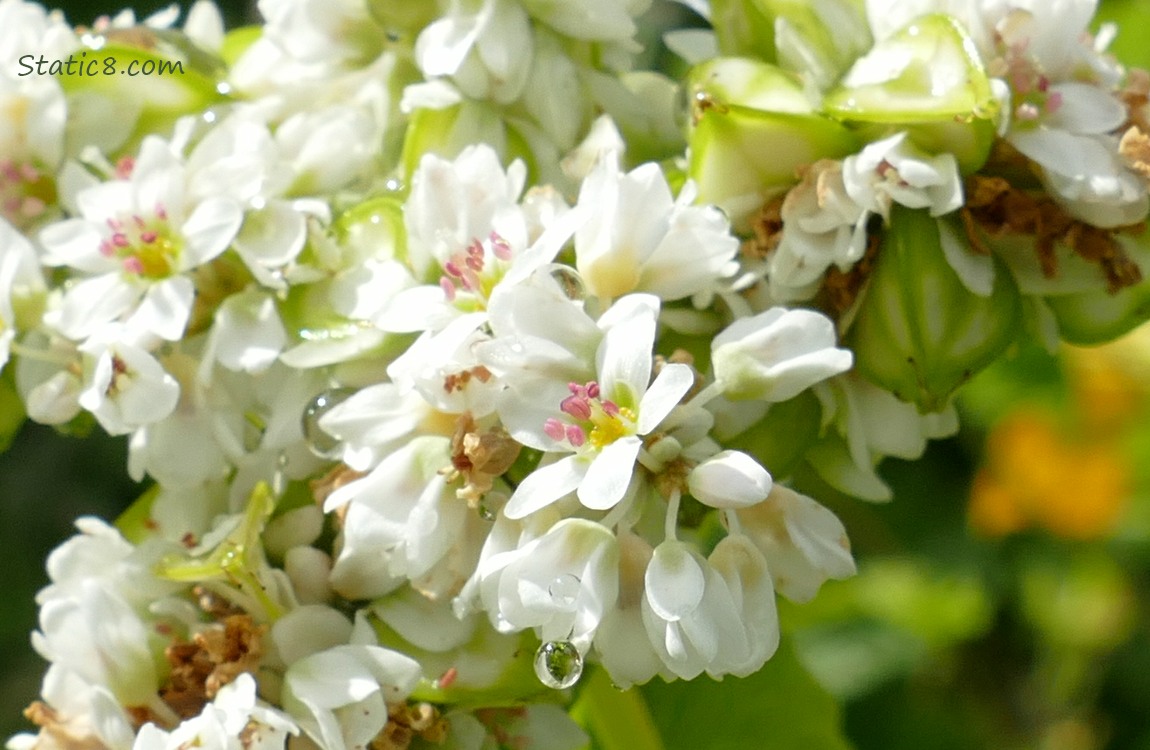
[548,574,581,608]
[301,387,357,459]
[534,640,583,689]
[548,266,586,301]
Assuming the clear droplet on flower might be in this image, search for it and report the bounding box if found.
[301,387,357,459]
[478,501,497,521]
[548,266,586,301]
[384,178,404,193]
[534,640,583,689]
[548,574,581,608]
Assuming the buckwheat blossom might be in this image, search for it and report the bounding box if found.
[573,155,740,304]
[38,135,243,346]
[494,294,695,518]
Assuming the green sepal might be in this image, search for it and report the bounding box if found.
[848,206,1023,412]
[1045,278,1150,345]
[824,14,995,123]
[708,0,778,60]
[219,26,261,67]
[114,483,161,544]
[155,481,285,621]
[59,42,224,154]
[707,0,870,88]
[332,195,408,265]
[724,389,823,479]
[688,105,858,228]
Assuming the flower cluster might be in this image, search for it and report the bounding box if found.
[2,0,1149,748]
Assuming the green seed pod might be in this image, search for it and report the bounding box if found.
[823,13,998,173]
[687,57,859,229]
[848,206,1023,413]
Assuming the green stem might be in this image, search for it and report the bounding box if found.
[571,666,665,750]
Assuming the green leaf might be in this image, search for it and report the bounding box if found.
[0,369,26,455]
[572,666,664,750]
[641,642,854,750]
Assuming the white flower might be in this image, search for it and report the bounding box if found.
[640,539,749,680]
[465,518,619,648]
[324,437,477,600]
[498,295,694,518]
[711,307,853,401]
[842,131,963,220]
[77,333,180,436]
[574,156,739,303]
[736,485,856,603]
[415,0,534,105]
[39,136,243,344]
[0,218,44,371]
[281,630,422,750]
[767,160,868,302]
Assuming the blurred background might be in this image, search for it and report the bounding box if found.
[4,1,1150,748]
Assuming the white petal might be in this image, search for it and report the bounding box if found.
[504,455,587,519]
[645,541,705,621]
[688,450,773,509]
[134,276,193,341]
[181,197,242,267]
[578,436,641,510]
[637,363,693,434]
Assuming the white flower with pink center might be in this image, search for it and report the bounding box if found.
[501,294,695,519]
[39,135,243,345]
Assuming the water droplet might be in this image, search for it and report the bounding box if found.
[548,266,586,301]
[301,387,357,459]
[548,574,581,608]
[384,178,404,193]
[216,81,232,96]
[478,501,496,521]
[533,640,583,689]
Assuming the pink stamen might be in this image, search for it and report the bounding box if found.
[586,382,600,399]
[114,156,135,179]
[440,276,457,301]
[155,203,167,220]
[444,261,464,279]
[490,232,512,260]
[122,256,144,274]
[561,394,592,421]
[107,217,123,231]
[1045,91,1063,114]
[465,254,483,271]
[19,164,39,181]
[112,232,129,248]
[565,425,586,447]
[140,231,158,244]
[543,418,566,442]
[601,400,620,417]
[99,239,115,257]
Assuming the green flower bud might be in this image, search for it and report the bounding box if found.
[823,13,998,173]
[848,206,1023,412]
[687,57,858,228]
[709,0,871,88]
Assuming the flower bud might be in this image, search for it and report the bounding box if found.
[687,57,858,228]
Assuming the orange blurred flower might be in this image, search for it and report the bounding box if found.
[969,410,1130,540]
